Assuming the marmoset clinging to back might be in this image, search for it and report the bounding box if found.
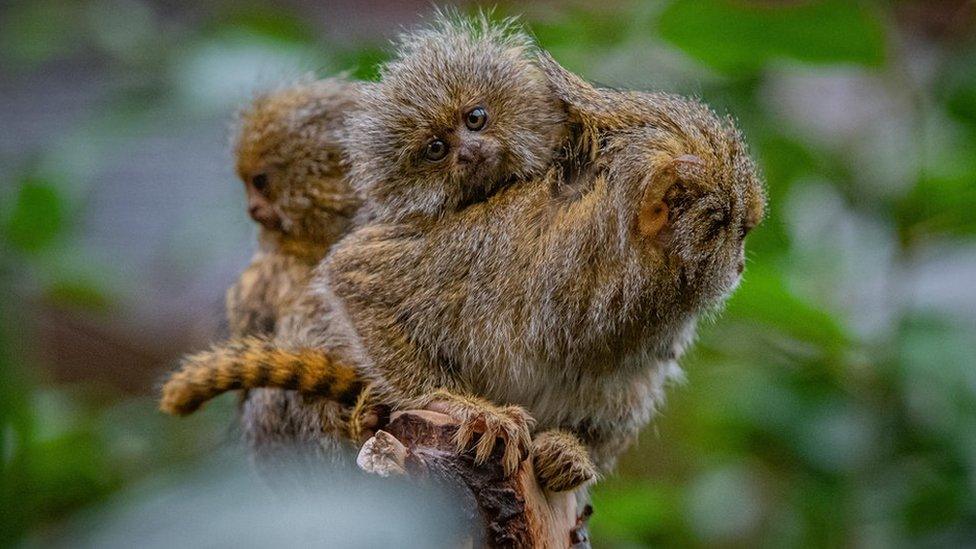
[160,77,362,416]
[227,77,361,337]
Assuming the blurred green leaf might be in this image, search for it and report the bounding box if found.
[3,178,67,254]
[25,429,120,519]
[746,134,818,256]
[336,46,390,81]
[724,264,850,359]
[0,302,33,546]
[46,279,112,312]
[533,6,633,51]
[941,51,976,127]
[901,462,968,535]
[216,6,316,45]
[0,0,83,67]
[658,0,886,73]
[898,175,976,238]
[590,481,683,544]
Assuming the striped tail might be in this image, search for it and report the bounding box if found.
[160,335,363,416]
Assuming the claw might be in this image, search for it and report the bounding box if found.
[426,393,534,476]
[474,424,498,464]
[532,430,597,492]
[454,421,476,452]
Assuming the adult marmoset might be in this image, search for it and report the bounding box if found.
[321,88,765,480]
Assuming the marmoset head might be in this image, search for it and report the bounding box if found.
[535,49,765,306]
[344,13,567,221]
[235,78,361,245]
[604,93,765,307]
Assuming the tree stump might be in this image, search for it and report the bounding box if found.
[357,410,592,548]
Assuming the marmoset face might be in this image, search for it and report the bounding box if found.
[235,80,360,243]
[345,17,567,221]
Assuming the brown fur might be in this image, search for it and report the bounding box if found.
[161,78,361,428]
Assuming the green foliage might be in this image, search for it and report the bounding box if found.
[3,178,66,254]
[335,46,390,82]
[215,6,318,45]
[658,0,887,73]
[894,135,976,239]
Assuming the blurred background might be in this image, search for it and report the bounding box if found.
[2,0,975,546]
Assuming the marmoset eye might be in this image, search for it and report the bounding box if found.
[251,173,269,193]
[464,107,488,131]
[424,138,449,161]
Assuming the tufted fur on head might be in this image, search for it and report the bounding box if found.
[343,11,567,222]
[235,77,362,255]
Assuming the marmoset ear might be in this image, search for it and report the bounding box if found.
[537,51,584,104]
[635,154,705,239]
[536,50,607,124]
[634,155,676,239]
[637,197,669,238]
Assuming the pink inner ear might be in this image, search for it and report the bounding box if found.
[637,199,669,238]
[673,154,705,181]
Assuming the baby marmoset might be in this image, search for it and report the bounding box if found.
[160,77,362,416]
[344,14,565,222]
[228,76,361,336]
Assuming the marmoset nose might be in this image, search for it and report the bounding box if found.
[457,143,483,165]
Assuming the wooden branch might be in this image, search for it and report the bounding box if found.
[357,410,592,548]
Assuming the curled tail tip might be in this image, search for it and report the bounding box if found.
[159,382,201,416]
[159,398,187,416]
[160,398,201,417]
